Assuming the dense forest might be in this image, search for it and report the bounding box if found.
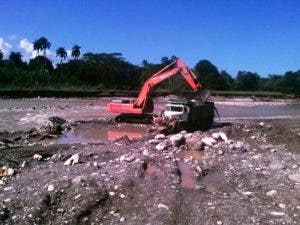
[0,37,299,96]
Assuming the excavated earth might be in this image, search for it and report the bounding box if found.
[0,97,300,225]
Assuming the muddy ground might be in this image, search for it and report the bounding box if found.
[1,97,300,225]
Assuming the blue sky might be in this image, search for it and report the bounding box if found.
[0,0,299,76]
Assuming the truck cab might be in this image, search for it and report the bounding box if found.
[163,100,192,122]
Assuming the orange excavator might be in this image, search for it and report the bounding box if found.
[107,58,203,122]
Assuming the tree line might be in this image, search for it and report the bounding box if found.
[0,37,299,96]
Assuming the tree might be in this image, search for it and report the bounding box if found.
[71,44,81,60]
[28,56,54,72]
[194,59,222,89]
[0,50,3,61]
[33,39,42,56]
[235,71,261,91]
[56,47,67,64]
[39,37,51,57]
[9,51,23,67]
[281,71,300,95]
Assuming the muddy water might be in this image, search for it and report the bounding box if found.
[40,124,149,145]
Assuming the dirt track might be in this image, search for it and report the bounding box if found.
[1,97,300,225]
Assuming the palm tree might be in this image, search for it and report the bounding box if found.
[56,47,67,64]
[39,37,51,57]
[9,51,23,66]
[33,39,42,56]
[71,44,81,60]
[0,50,3,61]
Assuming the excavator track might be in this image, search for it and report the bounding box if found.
[115,114,153,124]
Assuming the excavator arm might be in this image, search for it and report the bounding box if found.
[108,59,202,115]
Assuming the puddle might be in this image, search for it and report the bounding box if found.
[177,150,208,160]
[198,171,233,193]
[40,124,149,145]
[178,161,198,189]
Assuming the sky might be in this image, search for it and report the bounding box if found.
[0,0,299,76]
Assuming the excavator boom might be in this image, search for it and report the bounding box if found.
[108,59,202,117]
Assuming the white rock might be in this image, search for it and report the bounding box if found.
[109,191,115,196]
[33,154,42,161]
[219,132,228,142]
[47,184,54,192]
[288,173,300,183]
[120,217,126,222]
[169,134,185,147]
[74,194,81,199]
[72,176,83,184]
[155,134,166,139]
[93,162,98,167]
[217,221,223,225]
[212,133,220,140]
[242,191,253,196]
[148,139,160,144]
[64,154,79,166]
[201,137,216,146]
[21,161,26,168]
[270,211,285,216]
[120,194,125,198]
[156,142,168,151]
[142,149,150,156]
[279,203,286,209]
[0,180,4,186]
[157,203,169,210]
[259,122,265,127]
[266,190,278,196]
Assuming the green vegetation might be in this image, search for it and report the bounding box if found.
[0,37,299,97]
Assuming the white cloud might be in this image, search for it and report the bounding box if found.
[0,37,13,57]
[67,50,72,58]
[19,38,38,60]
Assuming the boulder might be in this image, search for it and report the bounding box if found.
[186,137,204,151]
[169,134,185,147]
[64,154,79,166]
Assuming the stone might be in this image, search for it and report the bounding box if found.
[170,134,185,147]
[33,154,42,161]
[259,122,265,127]
[218,150,224,155]
[0,166,14,176]
[157,203,169,210]
[268,161,286,170]
[270,211,285,216]
[64,154,79,166]
[288,173,300,183]
[212,133,220,140]
[242,191,253,196]
[201,137,216,147]
[217,221,223,225]
[186,137,204,151]
[120,194,125,198]
[266,190,278,196]
[47,184,54,192]
[109,191,115,196]
[142,149,150,156]
[155,134,166,139]
[279,203,286,209]
[148,139,160,144]
[120,217,126,222]
[155,142,168,151]
[219,132,228,142]
[72,176,83,184]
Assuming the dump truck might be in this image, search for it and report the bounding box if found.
[162,99,214,130]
